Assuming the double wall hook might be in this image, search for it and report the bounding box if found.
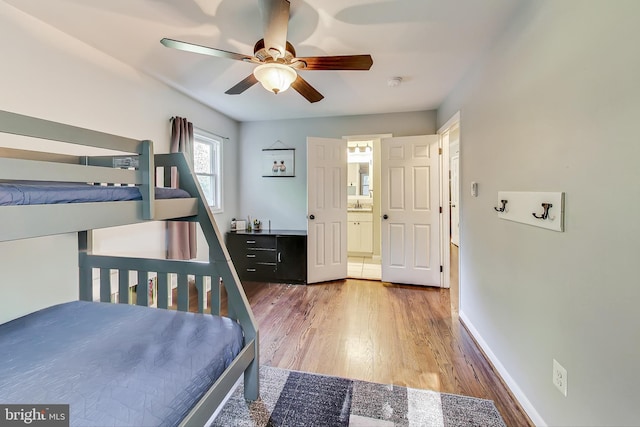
[494,199,508,212]
[532,203,553,220]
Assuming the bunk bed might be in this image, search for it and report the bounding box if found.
[0,110,259,427]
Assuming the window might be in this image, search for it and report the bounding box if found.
[193,129,222,212]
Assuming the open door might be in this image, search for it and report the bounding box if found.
[307,137,347,284]
[381,135,440,286]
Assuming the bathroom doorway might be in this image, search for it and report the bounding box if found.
[312,132,442,285]
[346,137,383,280]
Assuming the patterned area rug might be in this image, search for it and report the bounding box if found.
[213,366,506,427]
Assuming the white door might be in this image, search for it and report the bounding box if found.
[307,137,347,284]
[450,153,460,246]
[381,135,440,286]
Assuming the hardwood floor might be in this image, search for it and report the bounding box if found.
[185,271,529,426]
[237,279,532,427]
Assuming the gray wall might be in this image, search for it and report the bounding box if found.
[0,3,240,322]
[238,111,436,230]
[438,1,640,425]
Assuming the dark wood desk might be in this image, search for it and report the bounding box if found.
[226,230,307,284]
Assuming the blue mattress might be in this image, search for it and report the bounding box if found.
[0,183,191,206]
[0,301,244,426]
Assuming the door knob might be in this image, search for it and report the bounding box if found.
[309,214,315,220]
[383,214,388,220]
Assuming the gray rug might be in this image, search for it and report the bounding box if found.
[213,366,506,427]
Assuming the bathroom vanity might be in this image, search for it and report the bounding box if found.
[347,210,373,254]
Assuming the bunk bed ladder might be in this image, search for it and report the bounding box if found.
[156,152,260,402]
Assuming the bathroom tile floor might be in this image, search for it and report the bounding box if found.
[348,256,381,280]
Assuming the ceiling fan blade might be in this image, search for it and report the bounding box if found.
[160,38,254,62]
[225,74,259,95]
[259,0,290,59]
[293,55,374,71]
[291,75,324,103]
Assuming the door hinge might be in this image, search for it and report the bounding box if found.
[439,206,442,214]
[440,265,443,273]
[438,147,443,155]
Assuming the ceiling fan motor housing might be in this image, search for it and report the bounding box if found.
[254,39,297,64]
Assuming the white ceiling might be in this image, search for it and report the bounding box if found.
[5,0,525,122]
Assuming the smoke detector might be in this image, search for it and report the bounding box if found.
[387,77,403,87]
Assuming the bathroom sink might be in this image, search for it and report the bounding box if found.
[348,207,372,212]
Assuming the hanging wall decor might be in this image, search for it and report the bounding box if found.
[262,148,295,177]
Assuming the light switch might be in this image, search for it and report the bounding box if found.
[471,182,478,197]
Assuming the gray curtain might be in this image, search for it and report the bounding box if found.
[166,116,197,260]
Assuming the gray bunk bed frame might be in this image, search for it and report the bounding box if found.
[0,110,259,427]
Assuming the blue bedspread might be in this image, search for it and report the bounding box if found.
[0,183,191,206]
[0,301,244,426]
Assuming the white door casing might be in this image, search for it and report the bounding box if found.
[450,152,460,246]
[307,137,347,284]
[381,135,440,286]
[438,111,461,291]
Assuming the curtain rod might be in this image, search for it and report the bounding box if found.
[170,116,229,141]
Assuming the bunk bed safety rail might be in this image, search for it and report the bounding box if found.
[0,110,156,220]
[79,253,223,315]
[0,110,144,153]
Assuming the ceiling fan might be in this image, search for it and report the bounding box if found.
[160,0,373,103]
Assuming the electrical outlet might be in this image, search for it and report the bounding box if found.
[552,359,568,397]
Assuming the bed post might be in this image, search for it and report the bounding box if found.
[243,337,260,401]
[219,269,260,401]
[78,231,93,301]
[139,140,155,220]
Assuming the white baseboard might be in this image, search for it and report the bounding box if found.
[459,310,546,427]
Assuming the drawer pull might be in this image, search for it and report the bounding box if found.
[246,268,256,272]
[246,240,256,244]
[246,254,256,258]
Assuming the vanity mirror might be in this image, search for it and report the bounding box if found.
[347,143,372,198]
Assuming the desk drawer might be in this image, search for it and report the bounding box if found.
[241,263,276,280]
[243,235,275,249]
[245,248,277,263]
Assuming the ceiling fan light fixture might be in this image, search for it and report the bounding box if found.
[253,63,297,94]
